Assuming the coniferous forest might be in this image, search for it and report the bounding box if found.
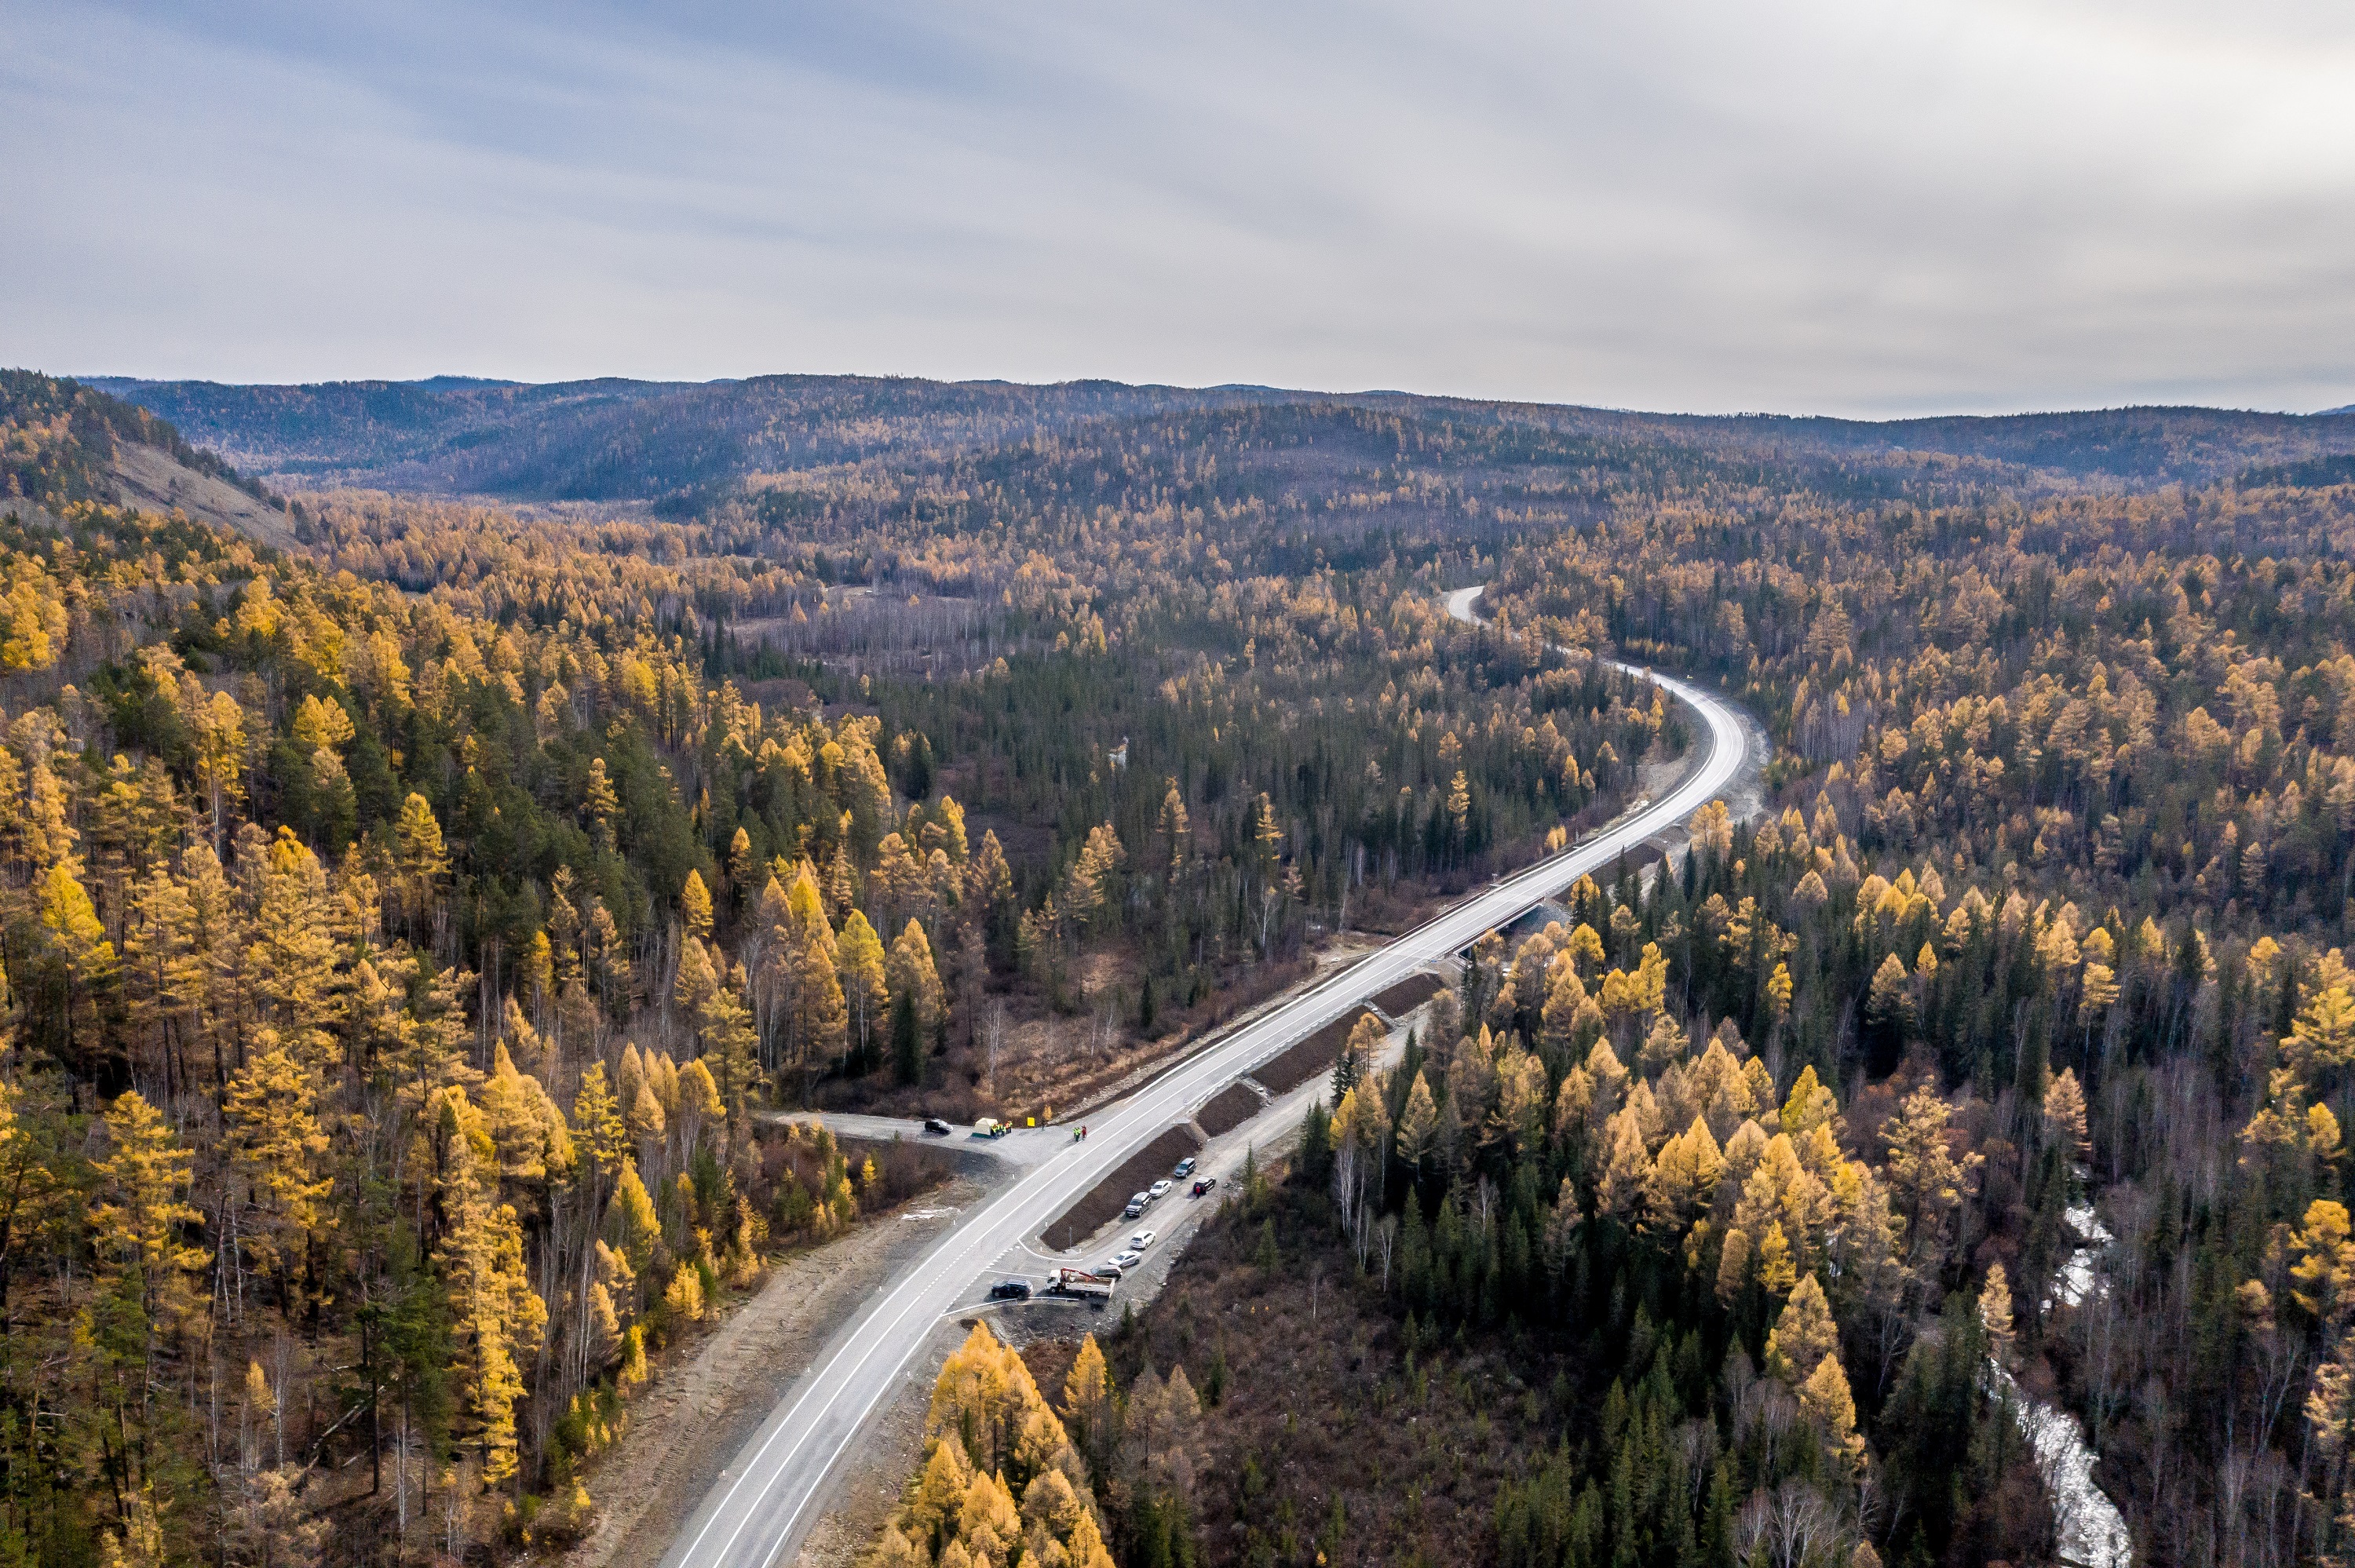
[6,366,2355,1565]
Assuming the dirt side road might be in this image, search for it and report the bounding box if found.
[567,1179,984,1568]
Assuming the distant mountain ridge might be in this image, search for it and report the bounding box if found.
[82,374,1300,504]
[78,372,2355,505]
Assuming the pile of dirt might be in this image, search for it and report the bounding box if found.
[1194,1081,1265,1138]
[1367,972,1444,1019]
[1252,1006,1378,1096]
[1042,1126,1203,1250]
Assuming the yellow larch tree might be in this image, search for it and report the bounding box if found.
[432,1089,547,1487]
[222,1041,335,1305]
[838,910,890,1061]
[1765,1274,1840,1384]
[888,919,947,1041]
[91,1091,206,1332]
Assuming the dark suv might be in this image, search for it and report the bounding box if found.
[988,1279,1032,1301]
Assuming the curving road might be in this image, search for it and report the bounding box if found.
[660,585,1754,1568]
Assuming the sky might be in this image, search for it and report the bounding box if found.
[4,0,2353,417]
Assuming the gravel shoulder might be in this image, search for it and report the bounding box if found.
[566,1178,988,1568]
[598,951,1466,1568]
[784,1006,1430,1568]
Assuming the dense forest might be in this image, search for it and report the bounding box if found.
[10,365,2355,1566]
[1008,439,2355,1568]
[1463,464,2355,1565]
[0,370,1681,1564]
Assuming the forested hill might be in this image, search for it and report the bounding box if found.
[18,354,2355,1566]
[1,370,300,549]
[2,362,1692,1563]
[89,373,2355,503]
[82,375,1295,501]
[4,370,282,513]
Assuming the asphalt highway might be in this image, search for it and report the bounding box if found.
[660,585,1751,1568]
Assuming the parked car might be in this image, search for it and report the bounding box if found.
[1191,1176,1217,1197]
[1148,1179,1174,1200]
[1129,1229,1157,1250]
[1123,1193,1150,1219]
[1174,1157,1196,1178]
[1109,1249,1144,1271]
[988,1279,1032,1301]
[923,1117,953,1136]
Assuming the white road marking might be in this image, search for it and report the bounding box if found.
[659,585,1753,1568]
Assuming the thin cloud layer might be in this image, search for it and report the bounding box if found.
[3,0,2351,414]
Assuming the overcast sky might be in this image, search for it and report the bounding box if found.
[4,1,2352,416]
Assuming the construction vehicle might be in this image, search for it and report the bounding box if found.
[1043,1266,1116,1306]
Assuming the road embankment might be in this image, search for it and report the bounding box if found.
[1041,1126,1203,1251]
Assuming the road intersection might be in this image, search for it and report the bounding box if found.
[660,586,1753,1568]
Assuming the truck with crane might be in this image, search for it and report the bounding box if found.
[1042,1266,1116,1306]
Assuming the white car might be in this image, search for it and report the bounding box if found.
[1108,1249,1144,1271]
[1129,1229,1157,1250]
[1148,1179,1174,1200]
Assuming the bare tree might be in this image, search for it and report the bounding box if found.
[983,999,1007,1084]
[1739,1482,1842,1568]
[1331,1140,1362,1249]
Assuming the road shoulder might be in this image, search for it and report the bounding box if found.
[565,1178,989,1568]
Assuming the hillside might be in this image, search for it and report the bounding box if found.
[2,370,298,549]
[0,367,1681,1563]
[12,358,2355,1567]
[86,375,1291,502]
[91,374,2355,505]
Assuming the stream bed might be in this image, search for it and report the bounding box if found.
[2002,1200,2132,1568]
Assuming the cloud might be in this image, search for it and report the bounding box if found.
[3,0,2351,414]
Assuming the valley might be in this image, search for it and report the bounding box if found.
[2,367,2353,1566]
